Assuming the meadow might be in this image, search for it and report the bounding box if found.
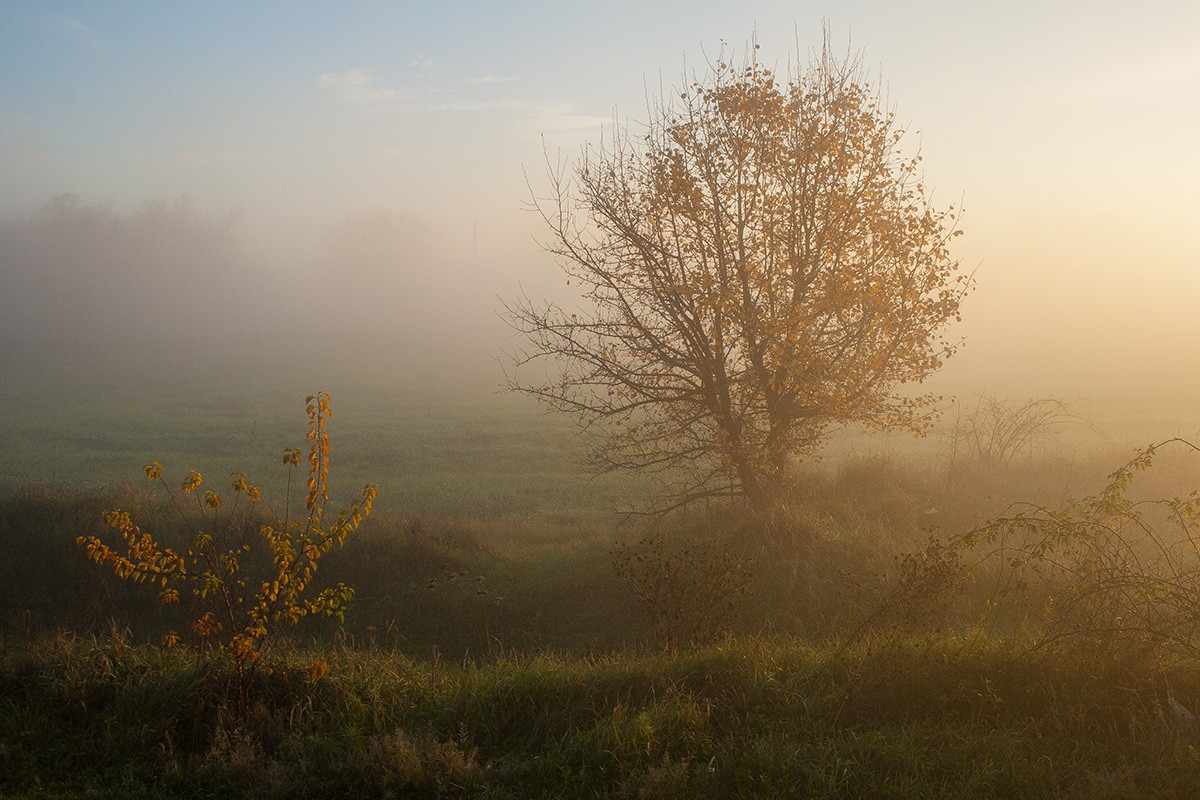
[5,379,1200,797]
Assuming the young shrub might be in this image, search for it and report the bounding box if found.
[613,529,752,647]
[943,393,1092,468]
[957,438,1200,661]
[77,392,377,714]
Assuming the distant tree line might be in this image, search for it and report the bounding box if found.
[0,193,252,379]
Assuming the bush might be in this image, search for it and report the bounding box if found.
[77,392,377,715]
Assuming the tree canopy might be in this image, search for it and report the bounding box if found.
[508,41,969,515]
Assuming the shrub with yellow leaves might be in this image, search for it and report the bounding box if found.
[78,392,378,715]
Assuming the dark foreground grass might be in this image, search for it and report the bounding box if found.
[4,633,1200,799]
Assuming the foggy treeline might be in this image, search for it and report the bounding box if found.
[0,193,500,392]
[2,194,243,378]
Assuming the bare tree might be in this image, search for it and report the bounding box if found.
[945,394,1093,467]
[507,38,969,516]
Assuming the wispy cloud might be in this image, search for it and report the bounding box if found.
[468,74,520,85]
[513,104,610,134]
[430,98,608,134]
[313,67,606,136]
[429,98,527,112]
[315,69,395,103]
[314,69,443,105]
[57,16,104,53]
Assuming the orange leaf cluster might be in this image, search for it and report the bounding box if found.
[77,392,378,714]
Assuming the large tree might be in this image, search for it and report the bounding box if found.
[508,42,969,515]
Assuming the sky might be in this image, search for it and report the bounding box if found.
[2,1,1199,420]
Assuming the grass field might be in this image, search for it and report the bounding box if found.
[2,377,646,521]
[6,377,1200,796]
[5,633,1200,798]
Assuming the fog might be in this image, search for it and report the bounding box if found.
[0,193,508,395]
[2,2,1199,443]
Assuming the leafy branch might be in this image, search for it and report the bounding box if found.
[78,392,378,716]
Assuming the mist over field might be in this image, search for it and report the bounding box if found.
[2,190,1199,468]
[1,183,1197,489]
[0,2,1197,440]
[0,195,502,392]
[6,5,1200,796]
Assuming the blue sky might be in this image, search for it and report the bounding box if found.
[2,1,1199,401]
[7,1,1197,218]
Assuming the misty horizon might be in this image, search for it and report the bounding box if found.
[2,3,1199,444]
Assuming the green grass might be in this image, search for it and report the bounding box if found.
[1,378,644,520]
[9,380,1200,795]
[0,482,652,653]
[4,633,1200,798]
[6,377,1169,523]
[8,436,1200,655]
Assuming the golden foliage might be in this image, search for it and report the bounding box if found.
[181,470,203,494]
[77,391,378,712]
[509,38,969,514]
[306,657,331,684]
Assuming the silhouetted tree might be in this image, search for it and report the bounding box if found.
[508,39,969,517]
